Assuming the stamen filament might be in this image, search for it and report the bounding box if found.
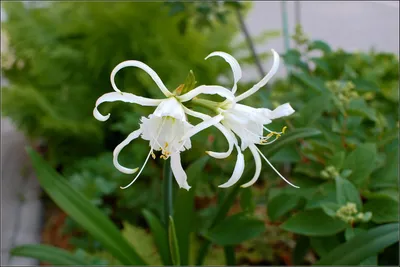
[120,148,153,189]
[255,146,299,188]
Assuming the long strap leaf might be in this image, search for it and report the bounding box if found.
[316,223,399,265]
[27,148,147,265]
[11,245,89,265]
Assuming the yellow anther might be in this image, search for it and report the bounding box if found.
[165,142,169,148]
[266,132,275,139]
[151,151,156,159]
[282,126,287,134]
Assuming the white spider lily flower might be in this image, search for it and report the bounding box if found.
[93,60,233,190]
[205,49,299,188]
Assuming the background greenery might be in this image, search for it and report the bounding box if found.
[2,1,399,266]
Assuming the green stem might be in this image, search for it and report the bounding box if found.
[163,158,173,226]
[196,182,243,265]
[191,98,219,112]
[224,246,236,265]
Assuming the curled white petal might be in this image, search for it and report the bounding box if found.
[181,114,224,140]
[113,129,141,174]
[206,123,236,159]
[255,146,300,188]
[267,103,295,120]
[177,85,235,103]
[241,144,262,187]
[111,60,173,97]
[235,49,280,102]
[205,51,242,94]
[93,92,162,121]
[218,145,245,188]
[170,153,191,190]
[182,106,210,120]
[182,106,236,159]
[153,97,186,121]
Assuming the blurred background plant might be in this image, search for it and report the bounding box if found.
[2,1,399,266]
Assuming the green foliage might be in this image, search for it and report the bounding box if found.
[1,1,240,167]
[25,148,146,265]
[316,223,399,265]
[10,245,90,265]
[4,2,399,264]
[204,212,265,246]
[266,25,399,264]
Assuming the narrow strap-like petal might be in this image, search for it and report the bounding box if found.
[206,123,236,159]
[177,85,235,103]
[218,145,245,188]
[240,144,262,187]
[93,92,162,121]
[170,153,191,191]
[181,114,223,140]
[205,51,242,94]
[111,60,173,97]
[255,146,300,188]
[113,129,142,174]
[183,106,236,159]
[235,49,280,102]
[268,103,295,120]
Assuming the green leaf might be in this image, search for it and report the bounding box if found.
[280,209,347,236]
[168,216,181,266]
[205,213,265,246]
[11,245,90,265]
[305,182,337,210]
[335,176,362,209]
[297,94,331,127]
[308,40,332,54]
[173,156,208,265]
[344,227,366,241]
[342,143,377,188]
[26,148,146,265]
[315,223,399,265]
[267,193,301,222]
[180,70,197,95]
[142,209,171,265]
[370,148,398,189]
[263,128,322,157]
[121,222,162,265]
[321,202,341,217]
[347,98,377,121]
[283,49,309,71]
[240,187,255,213]
[291,72,326,93]
[363,197,399,223]
[292,236,310,265]
[310,236,340,257]
[361,255,378,266]
[327,151,345,170]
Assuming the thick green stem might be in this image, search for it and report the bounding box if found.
[224,246,236,265]
[163,158,173,226]
[191,98,219,112]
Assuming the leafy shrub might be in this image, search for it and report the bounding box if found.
[263,26,399,265]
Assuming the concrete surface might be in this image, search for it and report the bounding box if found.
[1,118,42,266]
[241,1,399,81]
[0,1,399,265]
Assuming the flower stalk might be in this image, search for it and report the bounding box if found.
[163,158,174,226]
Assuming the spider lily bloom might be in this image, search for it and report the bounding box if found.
[93,60,234,190]
[204,49,299,188]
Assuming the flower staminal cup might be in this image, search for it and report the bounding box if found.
[204,49,299,188]
[93,60,233,190]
